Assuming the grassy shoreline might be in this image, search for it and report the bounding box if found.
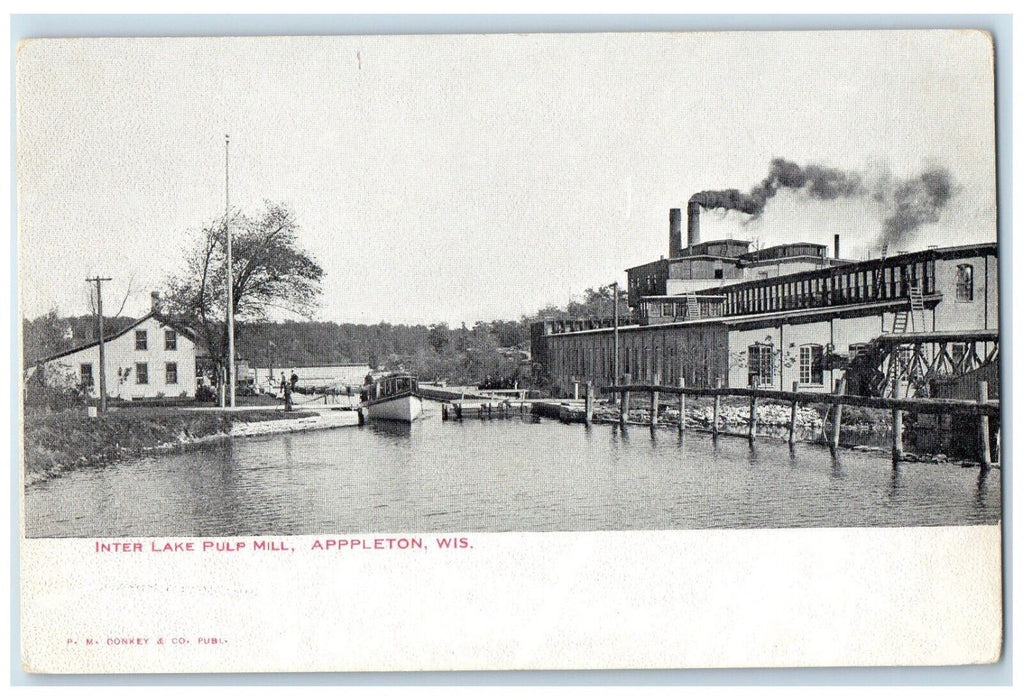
[22,407,316,485]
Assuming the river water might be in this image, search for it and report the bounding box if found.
[24,410,1000,537]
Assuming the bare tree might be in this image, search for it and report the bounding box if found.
[162,201,324,371]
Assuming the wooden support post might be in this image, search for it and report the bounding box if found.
[712,392,720,437]
[651,390,659,426]
[891,378,904,462]
[620,390,630,426]
[455,403,462,420]
[573,381,579,400]
[829,379,846,454]
[978,381,992,468]
[788,381,799,445]
[584,381,593,426]
[678,376,686,435]
[442,404,448,421]
[748,394,757,442]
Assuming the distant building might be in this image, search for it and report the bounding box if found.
[534,205,998,398]
[32,311,205,400]
[252,364,371,391]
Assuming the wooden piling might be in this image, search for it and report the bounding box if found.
[788,381,799,445]
[651,390,659,426]
[712,392,720,437]
[677,376,686,435]
[748,394,757,442]
[584,381,593,426]
[620,390,630,426]
[891,378,903,462]
[978,381,991,468]
[829,379,846,454]
[442,404,449,421]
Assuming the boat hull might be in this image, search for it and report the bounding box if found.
[364,394,423,423]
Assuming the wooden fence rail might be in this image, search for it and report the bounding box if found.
[600,381,998,465]
[601,384,1000,417]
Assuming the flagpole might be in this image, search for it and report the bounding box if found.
[226,134,236,408]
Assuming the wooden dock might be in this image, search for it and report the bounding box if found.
[603,381,999,466]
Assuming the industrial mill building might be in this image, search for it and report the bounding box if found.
[532,203,998,399]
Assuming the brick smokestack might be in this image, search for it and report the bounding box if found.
[687,201,701,248]
[669,208,683,258]
[833,234,840,259]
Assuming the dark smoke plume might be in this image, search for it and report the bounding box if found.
[880,168,954,239]
[689,158,956,243]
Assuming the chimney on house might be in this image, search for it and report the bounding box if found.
[669,208,683,258]
[151,291,162,314]
[833,234,840,260]
[687,201,701,248]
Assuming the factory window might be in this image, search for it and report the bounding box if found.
[798,344,824,386]
[747,343,774,387]
[135,330,147,351]
[80,363,93,388]
[136,362,149,385]
[662,303,673,317]
[951,343,967,368]
[956,264,974,301]
[166,362,178,385]
[165,329,177,351]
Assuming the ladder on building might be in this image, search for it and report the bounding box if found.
[886,282,924,396]
[891,283,924,335]
[686,296,701,321]
[908,283,925,332]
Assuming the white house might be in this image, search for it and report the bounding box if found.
[34,312,204,400]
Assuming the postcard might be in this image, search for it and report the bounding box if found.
[16,30,1001,673]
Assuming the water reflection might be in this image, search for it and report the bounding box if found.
[366,421,413,440]
[829,453,845,481]
[24,415,1001,537]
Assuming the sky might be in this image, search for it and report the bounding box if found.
[16,30,997,325]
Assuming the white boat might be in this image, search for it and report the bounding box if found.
[362,373,423,423]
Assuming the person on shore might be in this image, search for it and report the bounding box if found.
[290,370,299,391]
[282,374,293,412]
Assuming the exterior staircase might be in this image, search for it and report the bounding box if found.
[686,296,701,321]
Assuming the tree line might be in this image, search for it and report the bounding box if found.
[24,200,625,388]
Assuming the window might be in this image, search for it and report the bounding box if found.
[747,343,774,387]
[799,344,824,385]
[80,363,93,388]
[661,303,673,317]
[956,264,974,301]
[951,343,967,368]
[135,330,147,350]
[136,362,149,385]
[166,362,178,384]
[165,329,177,350]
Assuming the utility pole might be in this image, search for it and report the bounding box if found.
[87,276,112,413]
[225,134,236,408]
[612,280,620,403]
